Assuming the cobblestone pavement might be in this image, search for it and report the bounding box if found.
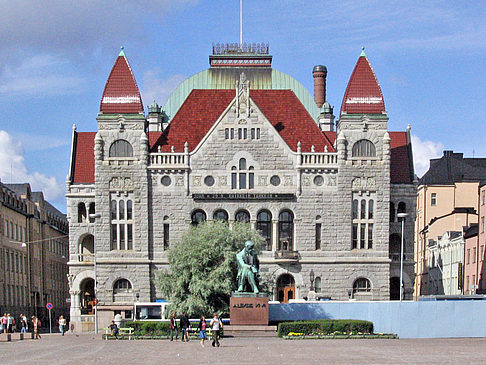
[2,333,486,364]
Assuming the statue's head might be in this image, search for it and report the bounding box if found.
[244,240,254,249]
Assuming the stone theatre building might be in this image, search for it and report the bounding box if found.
[66,44,415,330]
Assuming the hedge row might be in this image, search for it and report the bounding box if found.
[277,320,373,337]
[123,321,222,336]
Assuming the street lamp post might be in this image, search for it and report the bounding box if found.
[89,213,101,334]
[397,212,409,301]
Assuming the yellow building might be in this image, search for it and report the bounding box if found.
[414,151,486,298]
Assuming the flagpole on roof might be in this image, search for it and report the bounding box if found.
[240,0,243,46]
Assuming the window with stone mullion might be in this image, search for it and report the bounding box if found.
[351,193,375,250]
[110,194,134,250]
[231,158,255,190]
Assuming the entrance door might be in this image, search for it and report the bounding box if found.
[277,274,295,303]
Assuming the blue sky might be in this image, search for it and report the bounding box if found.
[1,0,485,212]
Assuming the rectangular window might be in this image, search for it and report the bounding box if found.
[431,193,437,206]
[315,223,321,250]
[368,223,373,249]
[239,173,246,189]
[243,128,248,139]
[360,223,366,249]
[482,190,485,205]
[119,225,125,250]
[352,224,358,249]
[249,173,254,189]
[231,173,237,189]
[251,128,255,139]
[481,245,484,262]
[256,128,260,139]
[163,223,169,250]
[230,128,234,139]
[111,224,117,250]
[225,128,229,139]
[238,128,242,139]
[127,224,133,250]
[467,249,470,264]
[482,217,485,233]
[473,247,477,263]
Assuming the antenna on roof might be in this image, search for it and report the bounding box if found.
[239,0,243,45]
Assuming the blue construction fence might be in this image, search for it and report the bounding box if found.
[269,300,486,338]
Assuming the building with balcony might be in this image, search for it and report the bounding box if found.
[0,181,69,321]
[66,44,415,331]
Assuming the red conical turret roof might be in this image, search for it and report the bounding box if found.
[100,48,144,114]
[340,50,385,115]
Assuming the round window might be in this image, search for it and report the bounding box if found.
[270,175,281,186]
[161,176,171,186]
[314,175,324,186]
[204,176,215,187]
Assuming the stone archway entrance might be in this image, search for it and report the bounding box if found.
[80,278,95,314]
[277,274,295,303]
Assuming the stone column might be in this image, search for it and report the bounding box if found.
[272,220,278,252]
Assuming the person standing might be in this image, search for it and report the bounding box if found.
[58,315,67,336]
[210,313,223,347]
[19,314,27,333]
[197,316,207,347]
[169,313,178,341]
[179,312,190,342]
[7,314,13,333]
[32,316,41,339]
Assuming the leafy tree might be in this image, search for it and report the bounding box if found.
[156,220,265,317]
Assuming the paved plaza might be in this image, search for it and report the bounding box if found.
[1,333,486,364]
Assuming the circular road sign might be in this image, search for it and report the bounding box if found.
[46,303,53,310]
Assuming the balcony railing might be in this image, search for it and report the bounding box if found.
[78,253,94,262]
[300,152,338,168]
[275,250,300,261]
[149,153,188,169]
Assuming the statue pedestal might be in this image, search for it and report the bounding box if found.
[230,295,269,325]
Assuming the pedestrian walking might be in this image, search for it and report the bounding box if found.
[7,314,13,333]
[19,314,27,333]
[210,313,223,347]
[32,316,41,339]
[197,316,207,347]
[1,313,7,333]
[169,313,178,341]
[179,312,190,342]
[58,315,67,335]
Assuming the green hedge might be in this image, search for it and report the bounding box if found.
[277,319,373,337]
[124,321,222,336]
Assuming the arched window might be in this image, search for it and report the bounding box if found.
[213,209,228,222]
[77,203,87,223]
[353,278,371,294]
[235,210,250,223]
[79,234,94,262]
[390,202,396,222]
[257,210,272,251]
[352,139,376,157]
[109,139,133,157]
[397,202,406,214]
[278,210,294,251]
[113,279,132,294]
[315,277,322,293]
[231,158,254,189]
[191,210,207,226]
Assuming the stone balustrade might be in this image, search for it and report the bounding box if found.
[149,153,188,169]
[300,152,338,168]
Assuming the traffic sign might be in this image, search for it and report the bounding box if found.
[46,302,53,310]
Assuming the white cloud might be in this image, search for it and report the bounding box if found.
[0,130,64,201]
[411,134,444,178]
[141,71,187,107]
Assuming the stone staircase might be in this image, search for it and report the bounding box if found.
[223,325,277,337]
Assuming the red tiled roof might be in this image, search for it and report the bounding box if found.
[72,132,96,184]
[340,54,385,115]
[150,89,235,152]
[150,89,334,153]
[100,54,144,114]
[389,132,413,184]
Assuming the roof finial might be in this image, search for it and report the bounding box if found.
[119,46,125,57]
[360,46,366,57]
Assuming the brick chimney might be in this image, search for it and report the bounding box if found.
[313,65,327,108]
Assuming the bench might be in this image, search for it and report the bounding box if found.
[103,327,134,340]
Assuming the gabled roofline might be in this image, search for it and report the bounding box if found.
[67,124,77,184]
